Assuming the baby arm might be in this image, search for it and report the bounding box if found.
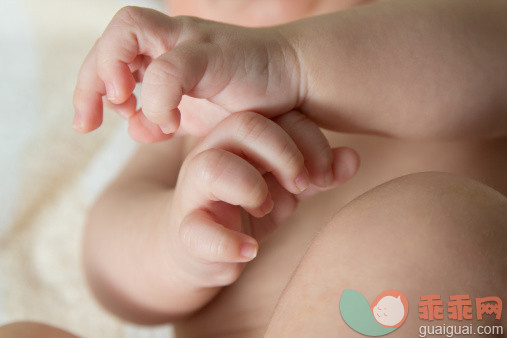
[74,0,507,142]
[83,111,359,324]
[289,0,507,139]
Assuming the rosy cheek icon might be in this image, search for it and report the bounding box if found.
[371,291,409,328]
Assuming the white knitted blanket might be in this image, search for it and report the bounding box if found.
[0,0,172,336]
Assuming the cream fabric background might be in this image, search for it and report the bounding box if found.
[0,0,173,336]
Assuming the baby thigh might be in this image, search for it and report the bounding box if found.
[266,172,506,337]
[0,322,77,337]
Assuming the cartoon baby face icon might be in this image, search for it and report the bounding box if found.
[371,290,409,327]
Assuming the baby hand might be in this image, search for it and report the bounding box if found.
[73,6,303,142]
[167,111,359,288]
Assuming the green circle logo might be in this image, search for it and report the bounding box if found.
[340,289,409,336]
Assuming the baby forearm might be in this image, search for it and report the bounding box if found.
[286,0,507,139]
[83,180,220,324]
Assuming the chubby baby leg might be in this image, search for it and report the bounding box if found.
[0,321,77,338]
[266,172,506,337]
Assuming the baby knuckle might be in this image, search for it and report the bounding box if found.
[177,16,212,42]
[178,15,201,30]
[192,149,230,185]
[281,112,331,168]
[233,112,272,142]
[114,6,144,26]
[279,140,304,171]
[142,109,167,123]
[144,58,182,86]
[96,45,133,72]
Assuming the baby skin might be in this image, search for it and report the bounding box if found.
[70,0,506,337]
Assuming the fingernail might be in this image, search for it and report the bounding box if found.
[259,194,274,215]
[105,82,116,102]
[160,123,176,135]
[294,168,310,192]
[73,110,83,131]
[240,241,258,260]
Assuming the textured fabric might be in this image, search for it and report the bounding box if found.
[0,0,172,336]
